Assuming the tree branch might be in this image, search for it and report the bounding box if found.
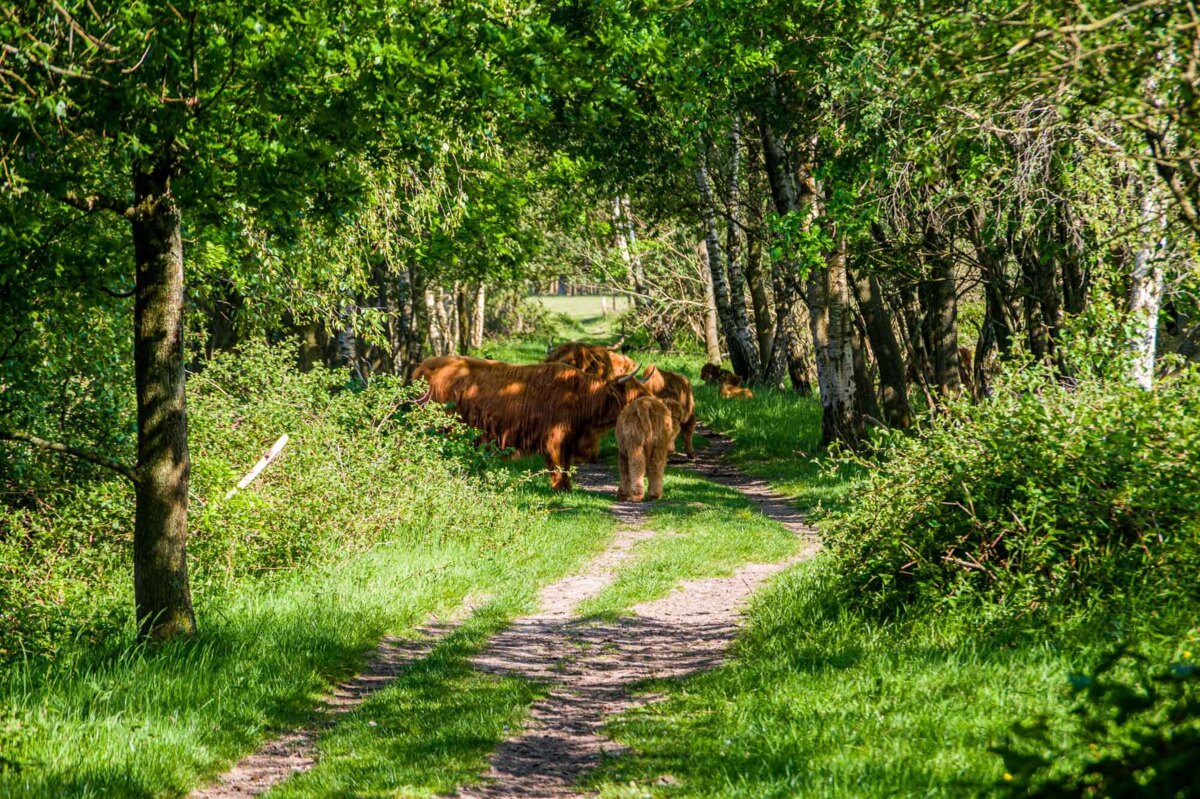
[61,190,135,218]
[0,431,138,485]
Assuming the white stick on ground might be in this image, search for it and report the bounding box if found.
[225,434,289,500]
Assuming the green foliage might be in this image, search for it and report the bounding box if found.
[0,343,508,661]
[998,649,1200,798]
[827,367,1200,617]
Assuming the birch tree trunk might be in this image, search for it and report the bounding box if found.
[696,154,759,380]
[787,302,817,396]
[130,158,196,641]
[724,122,761,376]
[759,106,861,443]
[1129,180,1167,389]
[699,239,722,364]
[471,283,486,350]
[808,237,864,448]
[614,196,646,307]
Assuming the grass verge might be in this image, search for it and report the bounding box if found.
[585,561,1195,798]
[0,476,614,798]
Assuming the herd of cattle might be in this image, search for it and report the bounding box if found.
[412,341,751,500]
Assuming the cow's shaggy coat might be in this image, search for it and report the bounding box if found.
[639,367,697,457]
[615,396,682,502]
[413,355,649,490]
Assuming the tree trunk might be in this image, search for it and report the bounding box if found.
[786,302,816,396]
[614,196,646,307]
[724,122,761,376]
[471,283,485,350]
[456,283,470,354]
[1129,182,1167,389]
[699,239,722,364]
[926,253,962,397]
[743,134,776,370]
[696,157,759,380]
[407,266,427,372]
[743,213,775,367]
[759,108,860,441]
[808,238,863,448]
[131,160,195,641]
[851,269,911,428]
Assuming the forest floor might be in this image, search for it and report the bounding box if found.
[189,410,815,798]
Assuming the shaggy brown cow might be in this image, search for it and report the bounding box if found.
[616,396,683,502]
[413,355,652,490]
[546,340,638,380]
[700,362,742,388]
[720,383,754,399]
[637,366,697,458]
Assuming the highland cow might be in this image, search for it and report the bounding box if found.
[413,355,653,490]
[637,366,697,457]
[615,396,683,502]
[546,340,638,380]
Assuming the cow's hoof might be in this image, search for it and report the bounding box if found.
[647,494,662,501]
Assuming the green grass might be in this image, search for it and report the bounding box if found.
[264,603,545,799]
[575,467,799,619]
[0,478,615,798]
[531,294,630,338]
[585,561,1195,799]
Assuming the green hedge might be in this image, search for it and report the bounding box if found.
[828,366,1200,618]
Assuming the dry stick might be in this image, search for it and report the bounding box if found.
[225,434,288,500]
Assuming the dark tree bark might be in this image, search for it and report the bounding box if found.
[743,205,775,364]
[851,268,911,428]
[926,251,962,398]
[456,282,471,354]
[130,157,195,641]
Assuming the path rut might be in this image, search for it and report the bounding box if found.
[457,433,818,798]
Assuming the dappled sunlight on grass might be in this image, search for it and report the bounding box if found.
[265,604,546,799]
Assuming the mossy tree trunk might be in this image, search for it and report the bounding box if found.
[130,157,196,642]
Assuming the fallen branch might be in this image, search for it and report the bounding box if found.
[225,434,288,499]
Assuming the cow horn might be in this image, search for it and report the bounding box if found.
[640,365,658,380]
[607,336,626,351]
[616,362,641,383]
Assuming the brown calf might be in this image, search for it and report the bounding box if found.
[637,366,697,457]
[616,396,683,502]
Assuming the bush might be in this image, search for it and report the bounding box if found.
[0,343,520,661]
[997,648,1200,797]
[827,366,1200,617]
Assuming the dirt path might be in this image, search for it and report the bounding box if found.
[457,439,819,798]
[194,430,817,799]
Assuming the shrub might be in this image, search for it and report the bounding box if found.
[0,343,521,661]
[827,366,1200,617]
[997,647,1200,797]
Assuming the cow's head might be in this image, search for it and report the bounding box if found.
[614,365,654,405]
